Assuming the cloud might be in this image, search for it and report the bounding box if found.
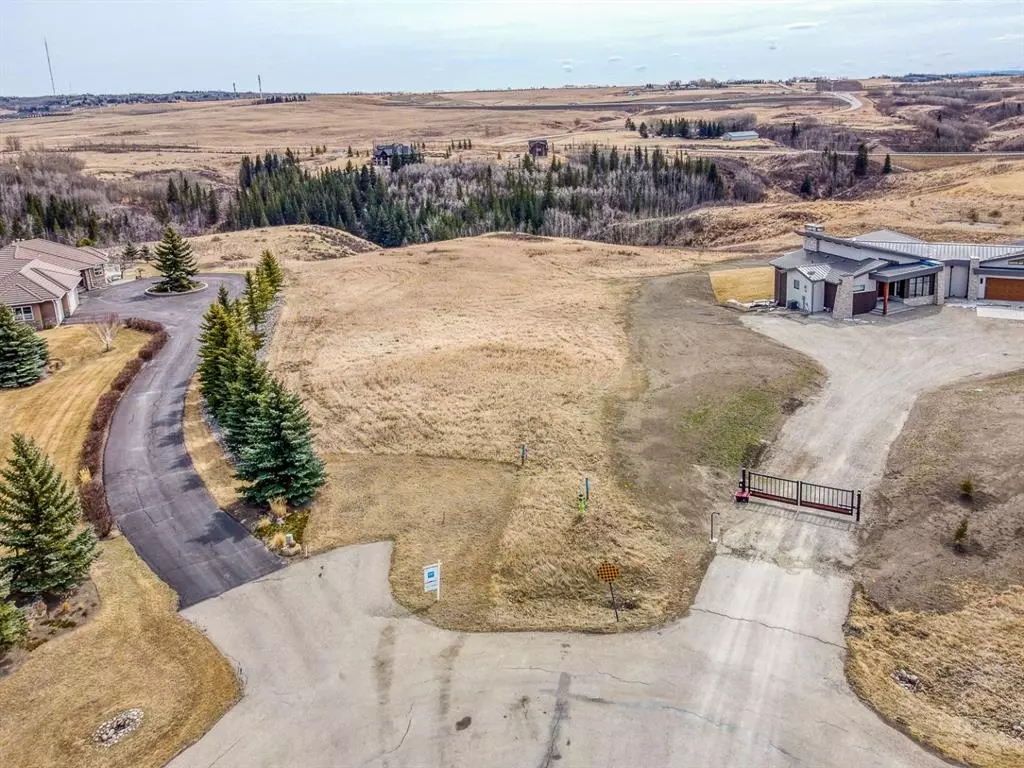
[768,43,778,51]
[608,55,623,63]
[634,64,647,72]
[562,64,573,72]
[559,58,573,65]
[670,52,681,58]
[937,51,953,58]
[786,21,819,30]
[992,33,1024,42]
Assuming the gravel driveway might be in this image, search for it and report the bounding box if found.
[75,277,281,607]
[167,305,1023,767]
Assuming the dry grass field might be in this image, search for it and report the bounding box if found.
[850,370,1024,767]
[259,234,818,631]
[709,266,774,303]
[0,326,238,768]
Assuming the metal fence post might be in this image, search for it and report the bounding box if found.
[855,491,862,522]
[796,480,803,508]
[740,468,747,492]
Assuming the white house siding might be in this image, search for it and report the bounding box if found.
[787,270,825,312]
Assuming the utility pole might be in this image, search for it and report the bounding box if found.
[258,74,262,98]
[44,38,57,96]
[233,81,237,99]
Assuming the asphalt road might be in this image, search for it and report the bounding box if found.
[169,306,1023,766]
[75,276,282,607]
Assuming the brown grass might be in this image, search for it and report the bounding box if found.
[0,538,239,768]
[0,326,148,475]
[709,266,775,302]
[181,376,239,510]
[0,327,238,768]
[847,587,1024,768]
[851,369,1024,766]
[259,235,816,631]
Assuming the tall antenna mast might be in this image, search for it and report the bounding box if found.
[258,74,262,97]
[44,38,57,95]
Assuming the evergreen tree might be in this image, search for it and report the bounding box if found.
[0,574,27,649]
[242,270,272,333]
[221,348,270,454]
[853,143,869,177]
[235,378,326,506]
[800,175,813,196]
[882,154,893,174]
[638,121,649,139]
[197,302,237,416]
[0,434,97,598]
[152,226,199,293]
[121,240,140,265]
[258,250,284,292]
[207,191,220,224]
[0,305,49,389]
[217,283,232,310]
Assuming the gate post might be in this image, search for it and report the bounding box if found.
[855,491,861,522]
[796,480,803,508]
[739,468,747,492]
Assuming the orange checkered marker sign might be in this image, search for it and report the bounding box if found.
[596,563,620,583]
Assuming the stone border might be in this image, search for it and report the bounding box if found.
[144,281,209,297]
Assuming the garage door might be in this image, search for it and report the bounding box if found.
[986,278,1024,301]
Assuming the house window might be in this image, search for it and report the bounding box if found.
[908,274,935,298]
[11,305,34,323]
[853,284,866,292]
[92,266,105,277]
[793,279,800,289]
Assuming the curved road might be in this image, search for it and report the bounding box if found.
[75,276,282,607]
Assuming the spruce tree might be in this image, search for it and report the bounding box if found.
[0,305,49,389]
[221,349,270,454]
[854,143,869,177]
[258,250,284,292]
[217,283,232,310]
[800,175,813,196]
[197,302,237,416]
[153,226,199,293]
[235,378,325,506]
[882,154,893,174]
[0,434,97,598]
[0,574,27,649]
[243,270,270,333]
[121,240,140,265]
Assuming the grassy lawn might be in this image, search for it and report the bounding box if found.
[181,376,239,510]
[0,325,238,768]
[0,326,148,474]
[709,266,774,303]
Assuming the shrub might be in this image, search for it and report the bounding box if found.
[81,430,104,476]
[137,331,167,361]
[124,317,164,333]
[79,479,115,538]
[953,516,970,553]
[959,478,975,499]
[89,392,120,431]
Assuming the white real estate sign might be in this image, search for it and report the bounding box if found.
[423,562,441,601]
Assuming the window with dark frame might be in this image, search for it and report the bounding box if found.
[793,279,800,289]
[12,305,34,323]
[907,274,935,298]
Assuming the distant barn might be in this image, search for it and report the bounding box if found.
[373,143,414,165]
[721,130,759,142]
[528,139,549,158]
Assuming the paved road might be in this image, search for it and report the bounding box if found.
[169,306,1023,766]
[75,276,282,607]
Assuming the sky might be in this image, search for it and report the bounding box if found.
[1,0,1022,96]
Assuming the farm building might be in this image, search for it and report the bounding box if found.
[0,238,110,327]
[528,139,549,158]
[771,224,1024,317]
[721,130,759,141]
[372,143,414,166]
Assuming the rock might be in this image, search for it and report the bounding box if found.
[892,668,921,692]
[92,709,144,747]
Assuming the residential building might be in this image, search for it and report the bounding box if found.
[372,143,414,166]
[0,238,109,327]
[721,130,760,141]
[528,139,549,158]
[770,225,1024,318]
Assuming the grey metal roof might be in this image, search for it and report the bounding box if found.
[722,131,759,139]
[797,264,831,282]
[852,230,924,244]
[771,248,877,277]
[869,262,943,282]
[853,240,1024,263]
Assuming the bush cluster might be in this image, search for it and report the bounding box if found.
[77,318,166,534]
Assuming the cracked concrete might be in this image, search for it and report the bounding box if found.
[168,307,1023,767]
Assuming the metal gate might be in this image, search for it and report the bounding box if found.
[739,468,861,521]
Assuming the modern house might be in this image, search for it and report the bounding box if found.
[771,224,1024,318]
[528,139,549,157]
[372,143,414,166]
[722,130,759,141]
[0,238,109,327]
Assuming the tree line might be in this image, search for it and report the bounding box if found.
[224,144,747,247]
[198,251,325,507]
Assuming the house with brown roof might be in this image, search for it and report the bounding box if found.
[0,239,109,327]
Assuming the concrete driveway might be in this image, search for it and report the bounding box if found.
[171,306,1023,767]
[75,277,281,607]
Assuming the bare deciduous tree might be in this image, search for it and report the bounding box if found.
[88,313,120,353]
